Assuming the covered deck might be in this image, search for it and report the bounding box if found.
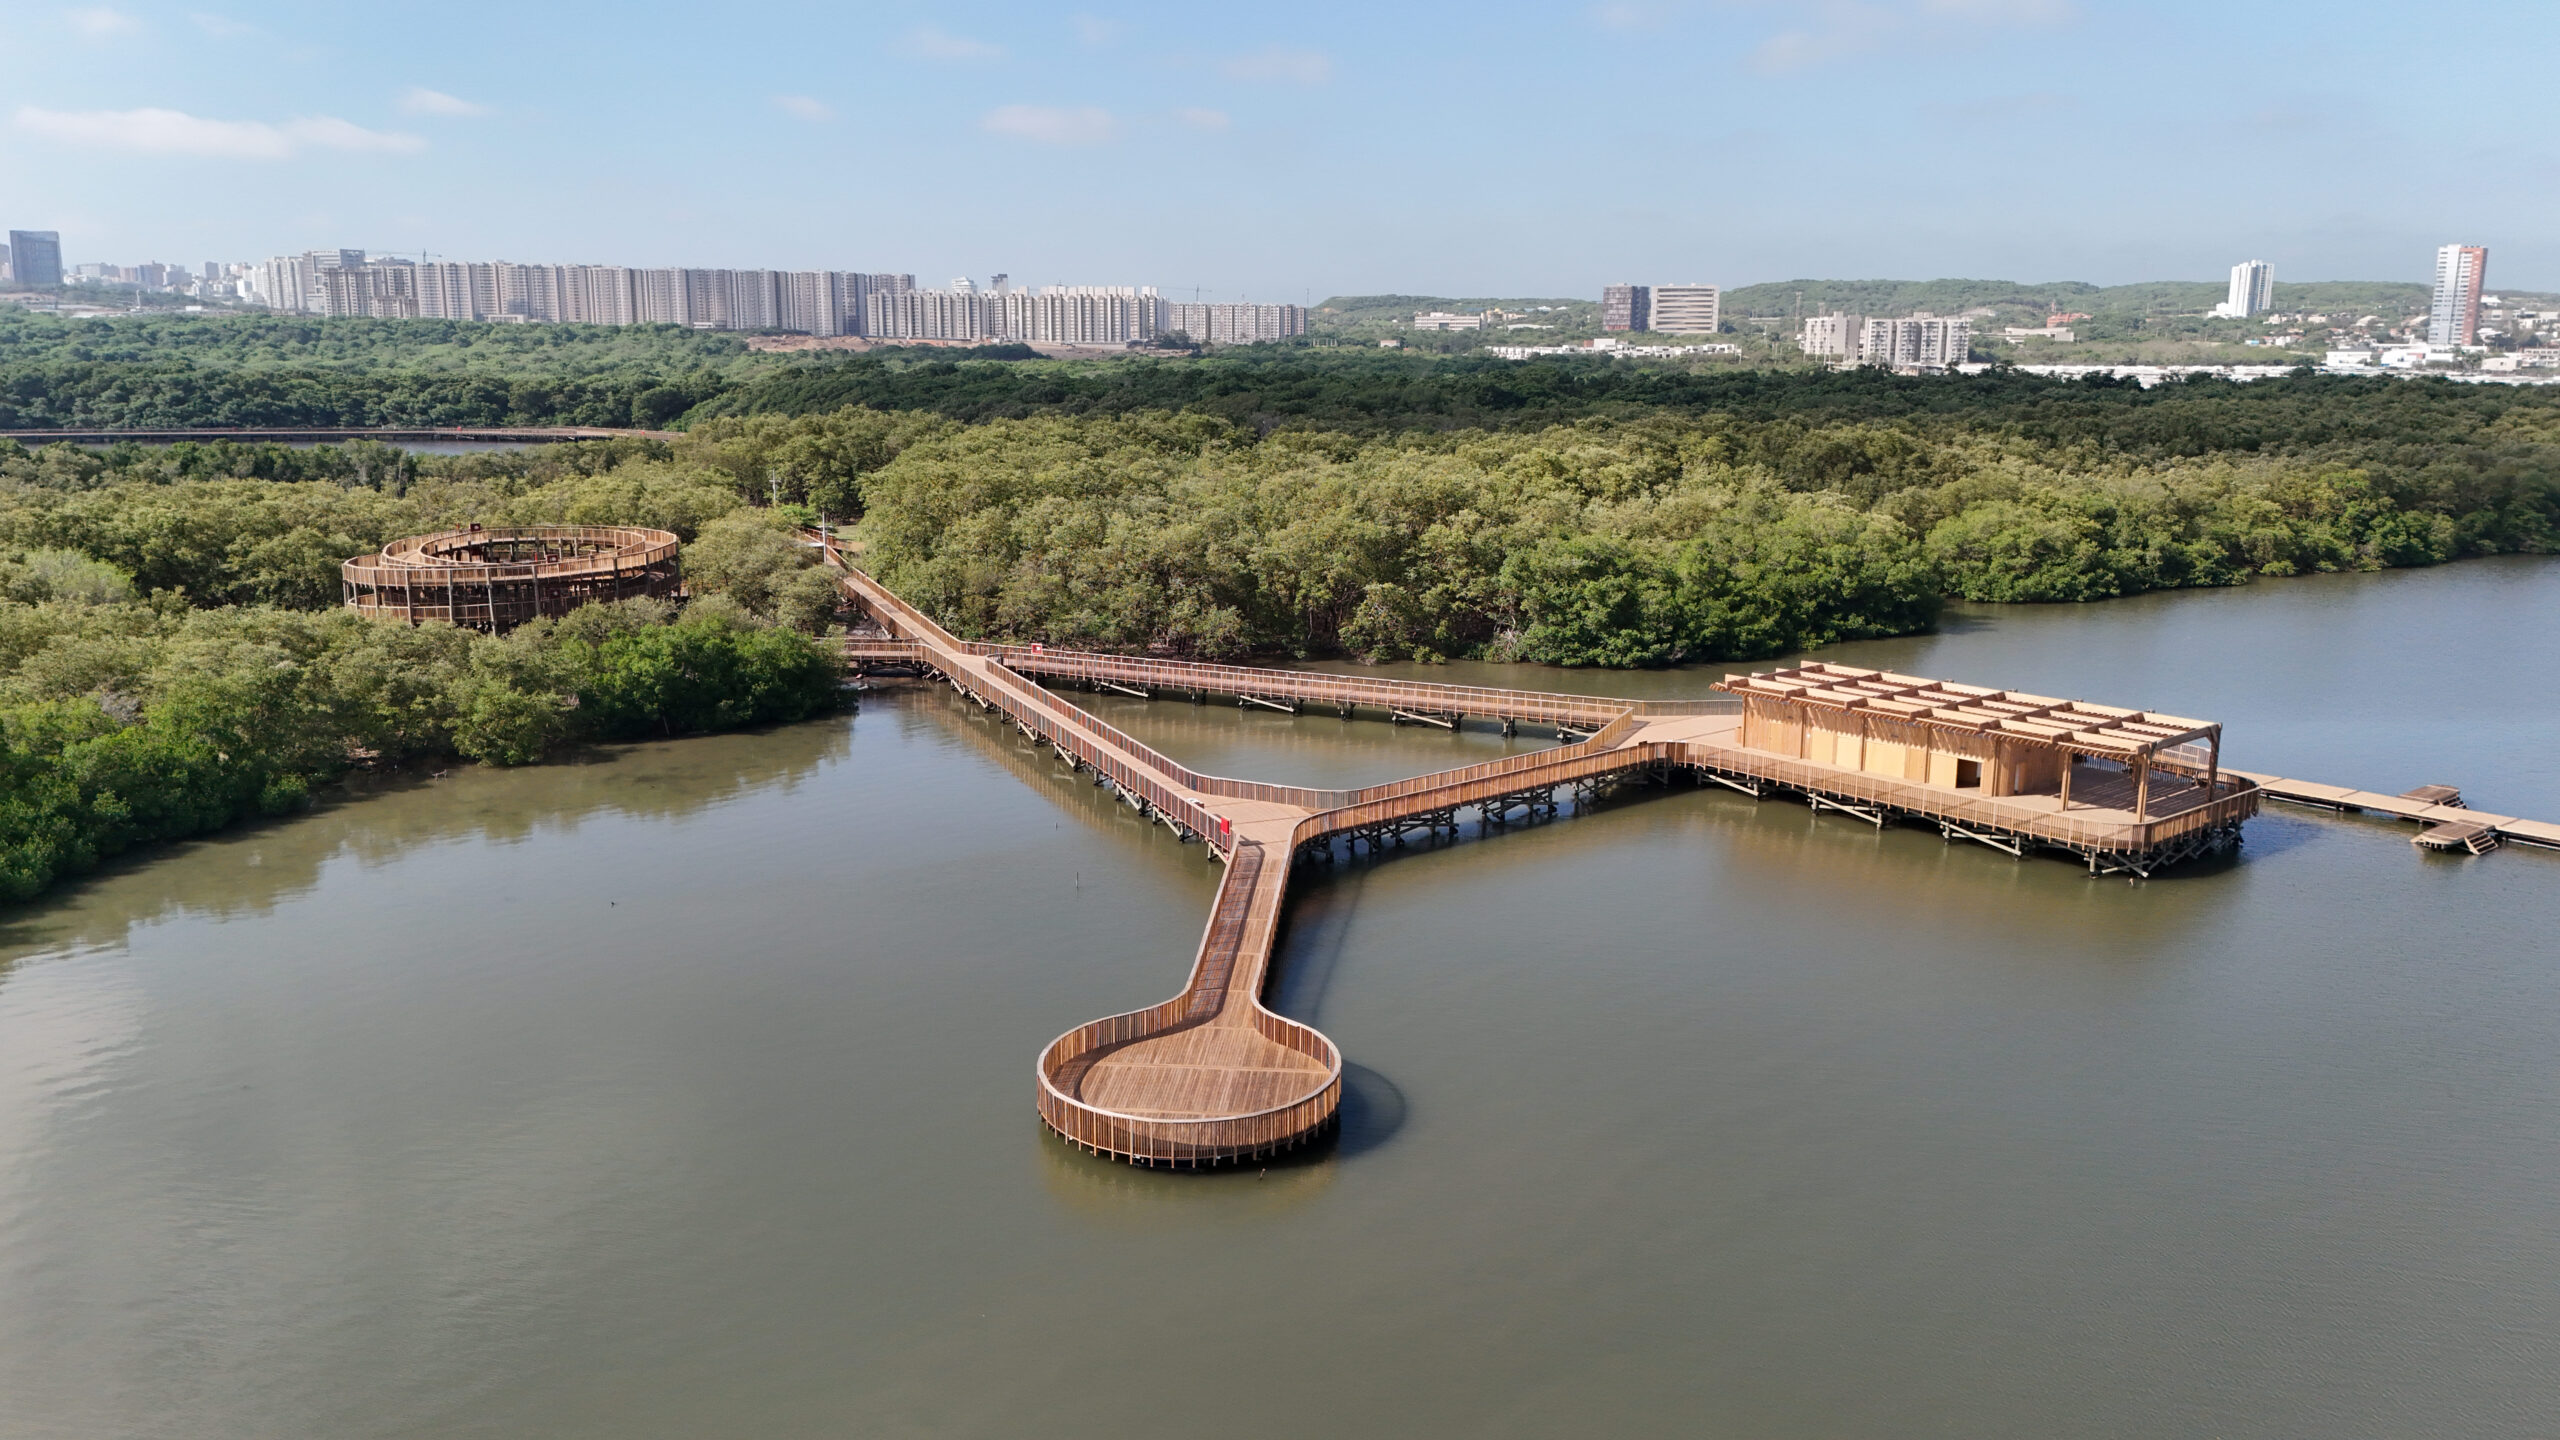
[1716,662,2224,820]
[1706,663,2256,873]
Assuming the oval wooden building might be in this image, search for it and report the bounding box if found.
[343,524,682,632]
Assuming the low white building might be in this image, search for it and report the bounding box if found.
[2376,344,2462,368]
[1489,339,1738,360]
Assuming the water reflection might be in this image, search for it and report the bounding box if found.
[1034,1116,1342,1213]
[0,718,852,975]
[5,561,2560,1440]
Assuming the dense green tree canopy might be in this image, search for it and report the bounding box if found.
[0,316,2552,905]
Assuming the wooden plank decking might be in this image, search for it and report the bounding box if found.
[820,544,2542,1166]
[2237,771,2560,851]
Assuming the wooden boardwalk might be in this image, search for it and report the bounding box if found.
[2236,773,2560,854]
[827,547,2356,1166]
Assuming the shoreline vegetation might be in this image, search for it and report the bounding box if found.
[0,439,850,903]
[0,314,2552,902]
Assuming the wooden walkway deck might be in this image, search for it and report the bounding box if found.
[824,548,2545,1166]
[2235,772,2560,853]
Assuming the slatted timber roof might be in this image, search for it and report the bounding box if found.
[1713,662,2218,760]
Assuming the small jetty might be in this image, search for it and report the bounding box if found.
[2239,774,2560,855]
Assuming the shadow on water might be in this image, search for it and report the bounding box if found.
[1330,1062,1409,1158]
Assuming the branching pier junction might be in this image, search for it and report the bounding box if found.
[821,542,2279,1168]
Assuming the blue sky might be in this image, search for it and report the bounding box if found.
[7,0,2555,297]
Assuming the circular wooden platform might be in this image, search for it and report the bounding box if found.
[343,524,681,632]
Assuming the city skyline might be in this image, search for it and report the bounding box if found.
[8,1,2557,295]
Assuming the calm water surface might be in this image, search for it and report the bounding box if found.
[3,559,2556,1439]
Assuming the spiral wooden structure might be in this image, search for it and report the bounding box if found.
[342,524,682,632]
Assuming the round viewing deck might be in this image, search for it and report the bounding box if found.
[343,524,682,632]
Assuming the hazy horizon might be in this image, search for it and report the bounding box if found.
[10,0,2555,296]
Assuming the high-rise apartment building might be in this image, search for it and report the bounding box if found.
[869,288,989,340]
[565,265,637,325]
[8,230,63,288]
[634,268,689,325]
[320,257,419,317]
[2428,243,2488,346]
[1601,284,1650,332]
[251,250,1173,343]
[253,250,357,313]
[2219,260,2274,318]
[1648,284,1720,335]
[1799,313,1862,361]
[1165,302,1305,345]
[1857,315,1971,369]
[778,271,841,337]
[995,287,1163,344]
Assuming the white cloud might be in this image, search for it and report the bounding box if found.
[15,105,426,160]
[902,25,1004,61]
[1592,1,1684,30]
[1746,0,2070,70]
[398,87,489,118]
[65,6,139,38]
[1751,1,1899,71]
[1071,13,1118,46]
[1922,0,2071,20]
[1176,107,1230,131]
[981,104,1118,145]
[188,11,253,36]
[1220,46,1333,85]
[773,94,834,122]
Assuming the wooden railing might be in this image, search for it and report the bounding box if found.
[827,559,1236,855]
[350,524,680,583]
[1034,841,1346,1166]
[1300,741,1675,846]
[1676,741,2261,850]
[982,645,1639,727]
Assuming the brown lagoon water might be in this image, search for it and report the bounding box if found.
[3,558,2557,1439]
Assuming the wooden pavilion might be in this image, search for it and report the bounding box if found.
[1713,662,2222,822]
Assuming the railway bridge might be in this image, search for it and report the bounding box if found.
[820,542,2271,1168]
